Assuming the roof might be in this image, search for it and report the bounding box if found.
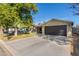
[42,19,74,26]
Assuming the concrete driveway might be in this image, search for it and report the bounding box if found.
[0,47,6,56]
[5,36,71,56]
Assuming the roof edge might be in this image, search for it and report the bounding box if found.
[42,18,74,26]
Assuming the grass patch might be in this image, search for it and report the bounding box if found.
[6,32,37,41]
[0,35,3,40]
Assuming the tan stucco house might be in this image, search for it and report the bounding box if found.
[37,19,73,38]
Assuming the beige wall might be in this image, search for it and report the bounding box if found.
[67,24,72,37]
[42,26,45,35]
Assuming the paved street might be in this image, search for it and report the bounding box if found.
[5,36,71,56]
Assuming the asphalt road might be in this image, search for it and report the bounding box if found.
[5,36,71,56]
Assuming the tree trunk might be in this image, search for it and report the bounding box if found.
[14,28,18,36]
[0,26,3,35]
[0,26,4,39]
[28,28,32,33]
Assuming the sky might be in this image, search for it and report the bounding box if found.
[33,3,79,26]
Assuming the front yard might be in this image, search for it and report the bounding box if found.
[0,32,37,41]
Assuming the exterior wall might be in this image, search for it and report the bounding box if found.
[67,24,72,37]
[67,24,73,53]
[42,26,45,35]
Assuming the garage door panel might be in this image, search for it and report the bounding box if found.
[45,25,67,36]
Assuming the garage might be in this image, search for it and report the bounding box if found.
[45,25,67,36]
[36,19,73,37]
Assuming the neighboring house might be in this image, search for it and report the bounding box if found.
[36,19,73,37]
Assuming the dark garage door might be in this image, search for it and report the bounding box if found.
[45,25,67,36]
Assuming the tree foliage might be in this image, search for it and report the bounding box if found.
[0,3,38,29]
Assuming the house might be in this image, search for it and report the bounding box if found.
[37,19,73,37]
[36,19,74,54]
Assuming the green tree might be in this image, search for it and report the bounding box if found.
[9,3,38,36]
[0,4,12,36]
[0,3,38,37]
